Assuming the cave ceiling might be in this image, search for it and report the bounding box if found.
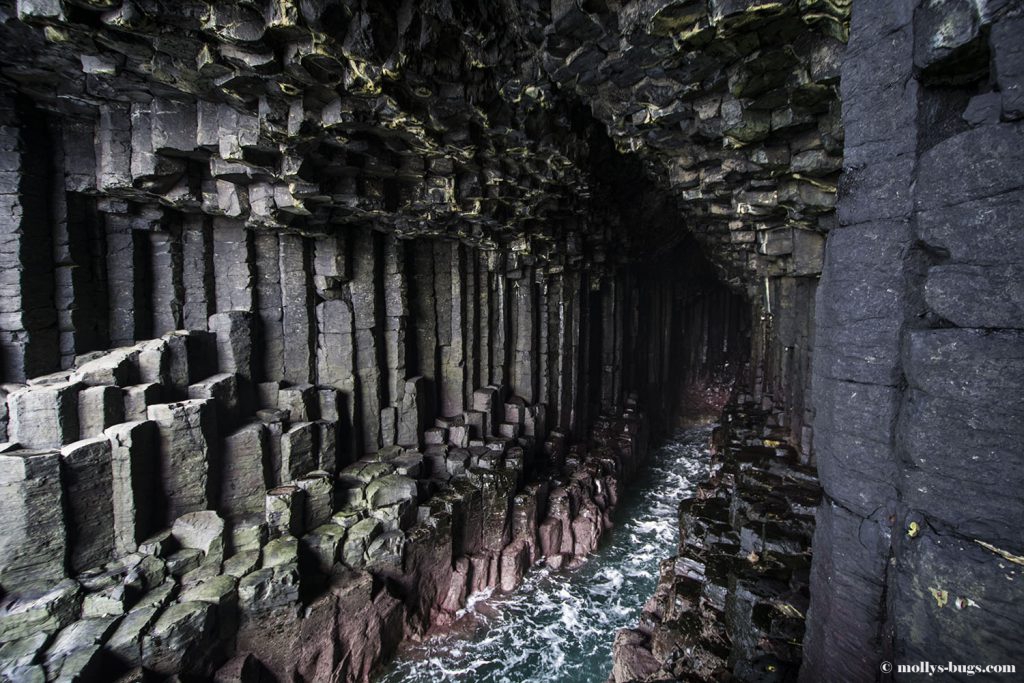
[0,0,849,291]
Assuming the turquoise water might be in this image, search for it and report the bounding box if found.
[377,426,712,683]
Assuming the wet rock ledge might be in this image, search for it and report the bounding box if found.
[0,320,649,683]
[611,397,819,682]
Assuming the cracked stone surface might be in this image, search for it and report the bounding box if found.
[0,1,1021,682]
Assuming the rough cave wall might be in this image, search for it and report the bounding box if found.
[802,1,1024,680]
[0,105,748,679]
[0,2,759,678]
[7,0,1019,680]
[536,0,848,459]
[0,91,746,452]
[0,0,771,450]
[0,0,843,459]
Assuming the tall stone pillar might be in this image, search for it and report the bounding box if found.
[804,1,1024,679]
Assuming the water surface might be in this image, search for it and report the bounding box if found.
[377,426,712,683]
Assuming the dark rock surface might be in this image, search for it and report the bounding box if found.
[610,397,820,682]
[0,0,1020,681]
[0,311,673,681]
[803,1,1024,681]
[0,0,835,458]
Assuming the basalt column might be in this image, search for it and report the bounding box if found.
[803,2,1024,679]
[617,240,751,437]
[0,96,59,381]
[0,225,659,682]
[0,1,1020,681]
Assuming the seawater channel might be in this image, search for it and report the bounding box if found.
[377,425,713,683]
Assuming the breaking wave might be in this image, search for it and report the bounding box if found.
[377,426,712,683]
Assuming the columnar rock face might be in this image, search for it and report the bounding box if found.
[0,307,663,681]
[147,399,216,523]
[803,2,1024,679]
[60,437,116,573]
[0,0,831,458]
[8,382,80,449]
[0,192,733,681]
[0,0,1020,681]
[0,450,66,592]
[221,422,270,520]
[105,420,159,556]
[611,399,820,681]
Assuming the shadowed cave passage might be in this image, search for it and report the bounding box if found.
[1,1,1023,682]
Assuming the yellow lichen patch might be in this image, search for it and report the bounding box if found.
[907,521,920,538]
[44,26,68,42]
[801,13,849,42]
[671,23,714,50]
[196,44,216,70]
[345,59,382,96]
[773,602,804,619]
[523,86,544,101]
[649,2,706,38]
[747,3,785,13]
[974,540,1024,567]
[791,173,837,192]
[267,0,299,29]
[928,587,949,608]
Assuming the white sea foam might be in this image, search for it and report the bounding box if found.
[376,426,713,683]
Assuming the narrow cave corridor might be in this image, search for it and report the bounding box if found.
[0,1,1021,682]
